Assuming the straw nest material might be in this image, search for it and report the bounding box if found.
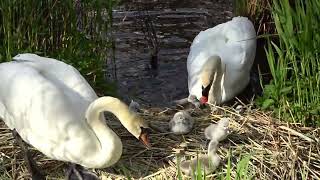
[0,101,319,179]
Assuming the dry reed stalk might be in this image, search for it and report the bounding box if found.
[0,102,319,179]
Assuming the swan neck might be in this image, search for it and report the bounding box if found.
[206,56,223,104]
[84,96,136,168]
[86,97,137,130]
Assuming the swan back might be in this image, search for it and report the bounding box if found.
[187,16,256,103]
[0,59,123,168]
[0,62,102,160]
[13,53,97,101]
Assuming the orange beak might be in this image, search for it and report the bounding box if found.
[200,96,208,104]
[139,129,151,149]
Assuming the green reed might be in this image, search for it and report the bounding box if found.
[0,0,117,95]
[259,0,320,126]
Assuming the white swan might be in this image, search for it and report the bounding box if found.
[187,16,256,106]
[0,53,150,179]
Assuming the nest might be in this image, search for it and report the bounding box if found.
[0,102,319,179]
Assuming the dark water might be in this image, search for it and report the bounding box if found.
[106,0,233,107]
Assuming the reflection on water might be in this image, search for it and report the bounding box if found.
[107,0,233,106]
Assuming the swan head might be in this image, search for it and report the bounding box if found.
[199,55,222,104]
[86,96,151,148]
[126,115,151,148]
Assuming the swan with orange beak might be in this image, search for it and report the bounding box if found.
[185,16,256,107]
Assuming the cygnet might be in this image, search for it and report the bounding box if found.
[179,140,220,176]
[169,111,194,135]
[204,117,230,142]
[129,99,141,113]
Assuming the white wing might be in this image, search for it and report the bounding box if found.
[0,61,98,163]
[187,17,256,101]
[13,53,98,101]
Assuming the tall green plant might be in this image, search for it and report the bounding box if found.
[0,0,117,95]
[259,0,320,126]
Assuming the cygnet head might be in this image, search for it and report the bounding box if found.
[169,111,194,135]
[204,118,230,142]
[217,117,229,129]
[235,105,244,114]
[129,100,141,113]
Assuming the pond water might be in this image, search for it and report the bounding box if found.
[107,0,235,107]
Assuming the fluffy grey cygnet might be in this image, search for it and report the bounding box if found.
[180,140,220,176]
[178,118,230,176]
[169,111,194,135]
[129,100,141,113]
[204,117,230,142]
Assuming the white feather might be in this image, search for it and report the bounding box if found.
[0,53,147,169]
[187,16,257,103]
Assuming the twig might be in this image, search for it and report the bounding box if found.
[279,126,315,143]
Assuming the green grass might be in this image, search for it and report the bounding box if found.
[257,0,320,126]
[0,0,117,95]
[234,0,319,126]
[219,152,254,180]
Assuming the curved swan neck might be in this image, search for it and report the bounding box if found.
[84,96,137,168]
[86,96,136,126]
[203,56,223,104]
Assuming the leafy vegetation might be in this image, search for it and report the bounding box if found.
[235,0,320,126]
[0,0,117,95]
[258,0,320,126]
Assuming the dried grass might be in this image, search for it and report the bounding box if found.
[0,101,319,179]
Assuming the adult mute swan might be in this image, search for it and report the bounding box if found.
[0,53,150,180]
[186,16,256,106]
